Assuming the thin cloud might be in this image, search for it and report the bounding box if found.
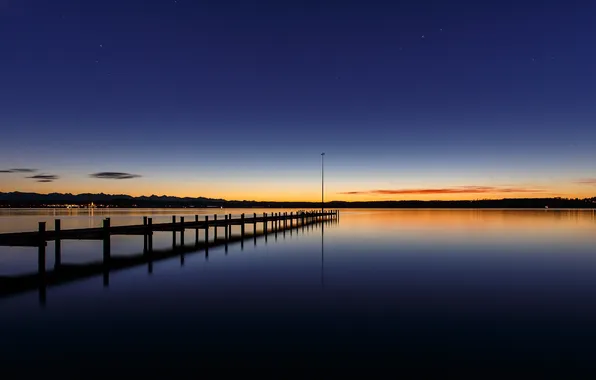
[90,172,142,180]
[27,174,59,181]
[576,178,596,185]
[10,168,37,173]
[340,186,546,195]
[36,179,54,183]
[0,168,37,173]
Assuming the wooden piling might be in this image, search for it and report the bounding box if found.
[147,218,153,252]
[180,216,185,246]
[264,213,268,242]
[54,219,61,269]
[241,213,245,250]
[204,215,209,252]
[38,222,47,306]
[228,213,232,237]
[214,214,218,241]
[103,218,111,263]
[38,222,46,275]
[180,217,185,265]
[253,213,257,245]
[172,216,176,248]
[195,215,199,246]
[143,217,148,253]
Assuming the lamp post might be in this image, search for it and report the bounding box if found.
[321,152,325,212]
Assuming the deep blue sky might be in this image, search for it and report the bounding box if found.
[0,0,594,200]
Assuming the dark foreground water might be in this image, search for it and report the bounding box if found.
[1,209,596,375]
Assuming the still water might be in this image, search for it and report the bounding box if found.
[1,208,596,373]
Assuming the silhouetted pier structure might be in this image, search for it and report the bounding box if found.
[0,210,338,302]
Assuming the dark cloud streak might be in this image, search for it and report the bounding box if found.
[90,172,142,180]
[10,168,37,173]
[0,168,38,173]
[27,174,59,180]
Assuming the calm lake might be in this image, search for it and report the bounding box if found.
[1,208,596,373]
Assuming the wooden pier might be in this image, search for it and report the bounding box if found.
[0,210,339,302]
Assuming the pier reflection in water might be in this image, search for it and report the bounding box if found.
[1,209,596,373]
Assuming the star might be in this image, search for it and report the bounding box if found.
[421,35,425,39]
[99,44,103,48]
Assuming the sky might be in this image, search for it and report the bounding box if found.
[0,0,594,201]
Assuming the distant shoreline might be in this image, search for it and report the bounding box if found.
[1,191,595,209]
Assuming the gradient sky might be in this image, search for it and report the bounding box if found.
[1,0,595,201]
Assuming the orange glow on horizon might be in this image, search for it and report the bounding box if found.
[1,176,595,202]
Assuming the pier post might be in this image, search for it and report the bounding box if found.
[228,214,232,237]
[148,218,153,252]
[224,215,229,253]
[195,215,199,246]
[241,213,245,250]
[38,222,47,306]
[180,217,185,265]
[253,213,257,245]
[172,216,176,249]
[180,216,185,246]
[204,215,209,251]
[54,219,61,269]
[290,212,293,228]
[38,222,46,275]
[103,218,111,263]
[102,219,111,287]
[264,213,268,242]
[143,217,148,253]
[147,218,154,273]
[214,214,218,241]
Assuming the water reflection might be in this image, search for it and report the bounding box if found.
[0,209,595,373]
[1,212,337,306]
